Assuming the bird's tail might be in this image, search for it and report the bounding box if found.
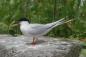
[42,17,73,35]
[52,18,65,26]
[53,18,73,27]
[46,17,73,29]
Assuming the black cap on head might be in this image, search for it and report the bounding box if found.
[18,17,30,23]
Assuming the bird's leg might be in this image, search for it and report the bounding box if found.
[32,37,36,45]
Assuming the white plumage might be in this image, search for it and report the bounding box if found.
[20,18,64,37]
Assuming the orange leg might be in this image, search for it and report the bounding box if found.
[32,37,36,45]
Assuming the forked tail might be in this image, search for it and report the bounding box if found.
[46,17,73,30]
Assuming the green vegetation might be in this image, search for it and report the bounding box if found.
[80,49,86,57]
[0,0,85,38]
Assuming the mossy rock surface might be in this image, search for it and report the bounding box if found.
[0,35,81,57]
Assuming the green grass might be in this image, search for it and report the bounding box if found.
[80,49,86,57]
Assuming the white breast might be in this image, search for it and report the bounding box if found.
[19,21,31,36]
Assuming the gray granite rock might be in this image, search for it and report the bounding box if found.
[0,35,81,57]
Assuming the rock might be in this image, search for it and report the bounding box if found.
[0,35,81,57]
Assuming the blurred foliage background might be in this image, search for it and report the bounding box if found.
[0,0,86,39]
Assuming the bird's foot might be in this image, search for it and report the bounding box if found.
[31,41,36,45]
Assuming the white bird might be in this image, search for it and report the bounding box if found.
[18,17,72,45]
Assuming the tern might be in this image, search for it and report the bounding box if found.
[18,17,72,45]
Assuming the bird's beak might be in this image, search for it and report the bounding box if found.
[12,21,20,27]
[16,22,20,26]
[11,24,19,27]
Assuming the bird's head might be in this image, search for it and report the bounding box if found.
[18,17,30,25]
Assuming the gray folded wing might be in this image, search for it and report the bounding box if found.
[28,24,52,35]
